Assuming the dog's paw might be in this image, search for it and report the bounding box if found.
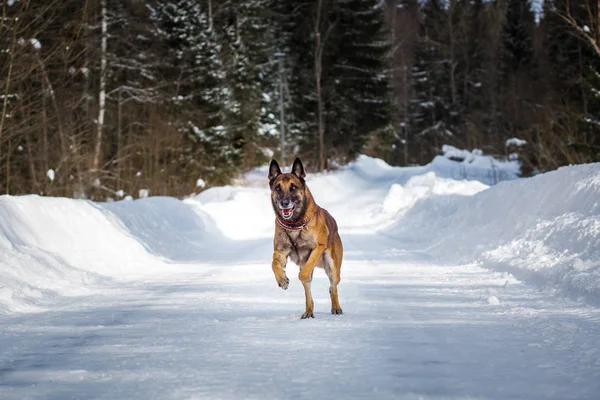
[301,310,315,319]
[331,307,343,315]
[276,275,289,290]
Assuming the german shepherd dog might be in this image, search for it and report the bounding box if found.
[268,158,343,319]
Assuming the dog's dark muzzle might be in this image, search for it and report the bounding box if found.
[278,199,295,219]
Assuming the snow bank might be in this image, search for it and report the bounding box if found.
[0,195,236,313]
[330,154,597,301]
[0,196,160,313]
[190,186,273,240]
[429,153,519,185]
[349,146,519,187]
[101,196,226,262]
[385,163,600,302]
[435,145,520,184]
[0,191,267,314]
[382,172,488,216]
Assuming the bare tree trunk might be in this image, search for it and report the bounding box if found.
[25,131,39,193]
[37,54,67,167]
[448,1,457,106]
[116,90,122,189]
[577,40,588,116]
[403,63,409,166]
[0,19,18,172]
[315,0,325,171]
[208,0,213,31]
[21,94,39,193]
[278,56,286,165]
[41,70,49,175]
[92,0,107,172]
[5,136,10,193]
[81,17,90,195]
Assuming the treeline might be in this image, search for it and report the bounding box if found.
[0,1,598,198]
[0,0,281,198]
[386,0,600,174]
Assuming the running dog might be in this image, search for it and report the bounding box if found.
[268,158,343,319]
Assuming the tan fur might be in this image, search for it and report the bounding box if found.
[269,159,343,319]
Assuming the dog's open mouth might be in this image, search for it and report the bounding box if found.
[280,207,294,219]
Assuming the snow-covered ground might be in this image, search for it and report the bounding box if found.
[1,154,599,399]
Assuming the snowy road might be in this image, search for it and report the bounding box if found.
[1,157,600,399]
[2,231,600,399]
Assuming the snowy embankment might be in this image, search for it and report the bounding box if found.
[0,148,598,314]
[385,162,600,302]
[0,196,142,313]
[0,196,223,313]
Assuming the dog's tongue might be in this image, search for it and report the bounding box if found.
[282,208,293,217]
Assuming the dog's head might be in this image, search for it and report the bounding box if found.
[268,158,307,221]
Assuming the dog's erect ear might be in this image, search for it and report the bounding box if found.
[268,159,282,182]
[292,158,306,179]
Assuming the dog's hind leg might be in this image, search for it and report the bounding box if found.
[325,240,343,315]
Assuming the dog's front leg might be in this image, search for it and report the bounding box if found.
[298,245,325,319]
[272,249,290,290]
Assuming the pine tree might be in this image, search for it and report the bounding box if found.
[408,0,452,158]
[218,1,279,168]
[575,63,600,161]
[274,0,319,165]
[151,0,240,185]
[331,0,392,162]
[245,1,285,164]
[276,0,392,168]
[500,0,534,74]
[498,0,536,139]
[461,0,488,147]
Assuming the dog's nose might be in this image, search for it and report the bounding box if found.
[280,199,290,208]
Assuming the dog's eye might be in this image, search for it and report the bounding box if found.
[289,184,296,192]
[276,185,281,192]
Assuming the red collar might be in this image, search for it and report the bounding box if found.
[276,212,315,231]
